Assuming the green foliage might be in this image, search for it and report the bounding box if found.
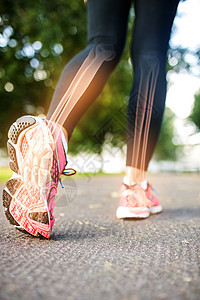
[167,47,200,73]
[188,91,200,131]
[0,167,12,183]
[0,0,87,147]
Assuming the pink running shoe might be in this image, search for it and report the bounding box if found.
[116,182,163,219]
[2,116,75,238]
[116,183,153,219]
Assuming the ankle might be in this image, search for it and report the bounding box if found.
[125,166,145,184]
[123,176,147,189]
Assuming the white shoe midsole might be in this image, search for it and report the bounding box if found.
[149,205,163,214]
[116,206,150,219]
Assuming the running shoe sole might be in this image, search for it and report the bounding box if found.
[149,205,163,214]
[116,206,150,219]
[2,116,54,238]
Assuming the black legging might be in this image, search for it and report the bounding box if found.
[47,0,180,170]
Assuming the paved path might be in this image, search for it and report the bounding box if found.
[0,173,200,300]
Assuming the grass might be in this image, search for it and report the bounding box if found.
[0,167,122,184]
[0,167,12,183]
[1,166,197,184]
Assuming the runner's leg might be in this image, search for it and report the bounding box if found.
[126,0,180,183]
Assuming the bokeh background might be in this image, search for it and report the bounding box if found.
[0,0,200,175]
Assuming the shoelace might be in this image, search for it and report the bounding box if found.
[59,168,76,188]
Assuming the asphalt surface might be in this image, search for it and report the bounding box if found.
[0,173,200,300]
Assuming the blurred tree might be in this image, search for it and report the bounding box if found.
[188,91,200,131]
[0,0,87,147]
[167,47,200,74]
[0,0,191,161]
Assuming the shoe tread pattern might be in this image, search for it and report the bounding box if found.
[8,117,36,144]
[7,117,36,174]
[3,117,49,236]
[2,177,22,226]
